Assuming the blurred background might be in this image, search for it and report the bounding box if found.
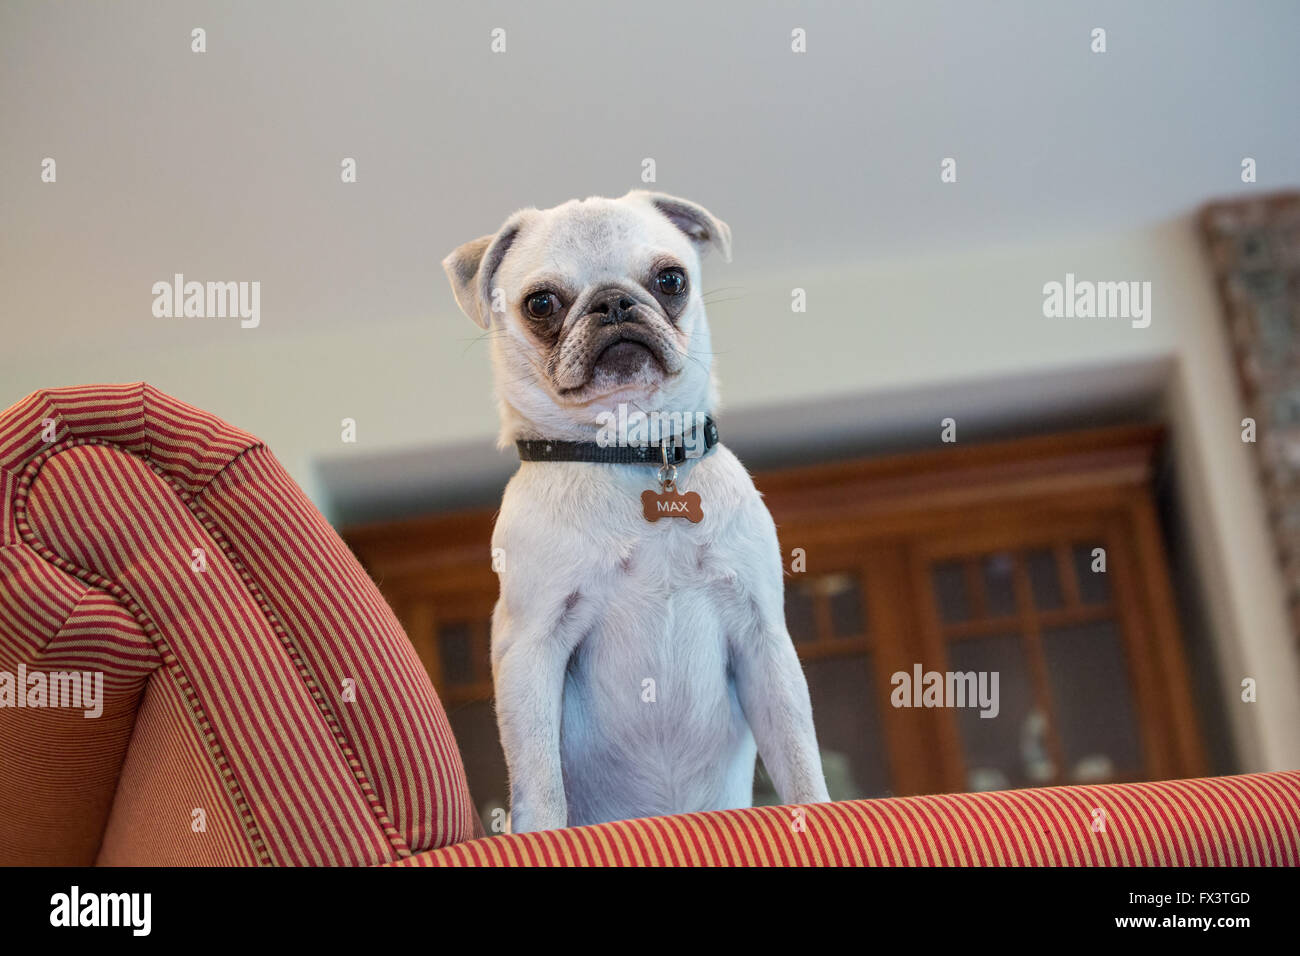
[3,1,1299,828]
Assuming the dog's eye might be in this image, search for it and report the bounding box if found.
[656,269,687,296]
[525,292,560,319]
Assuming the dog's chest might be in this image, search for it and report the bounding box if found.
[569,472,751,710]
[619,512,733,591]
[501,447,760,682]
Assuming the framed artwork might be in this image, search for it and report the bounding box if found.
[1201,192,1300,639]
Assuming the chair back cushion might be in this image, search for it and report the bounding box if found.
[0,383,476,864]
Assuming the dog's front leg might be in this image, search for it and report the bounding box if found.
[732,627,831,806]
[491,598,582,833]
[729,528,831,807]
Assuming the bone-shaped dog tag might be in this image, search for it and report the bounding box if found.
[641,483,703,523]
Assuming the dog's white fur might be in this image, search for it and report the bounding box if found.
[443,191,829,832]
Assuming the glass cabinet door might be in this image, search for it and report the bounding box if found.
[762,569,892,802]
[922,538,1146,792]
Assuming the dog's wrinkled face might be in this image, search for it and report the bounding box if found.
[443,191,731,439]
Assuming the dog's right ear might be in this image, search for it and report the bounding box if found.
[442,217,524,330]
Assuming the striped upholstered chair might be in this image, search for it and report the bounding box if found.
[1,384,1297,866]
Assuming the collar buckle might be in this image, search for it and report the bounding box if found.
[660,440,689,466]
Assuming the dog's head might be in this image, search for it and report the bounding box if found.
[443,191,731,439]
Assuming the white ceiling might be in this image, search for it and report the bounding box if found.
[2,0,1298,355]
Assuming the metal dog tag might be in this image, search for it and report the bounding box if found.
[642,481,703,523]
[643,447,702,522]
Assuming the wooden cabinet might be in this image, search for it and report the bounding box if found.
[343,424,1207,814]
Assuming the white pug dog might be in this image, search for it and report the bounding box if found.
[443,191,828,833]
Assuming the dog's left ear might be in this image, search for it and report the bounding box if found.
[628,191,732,263]
[442,213,527,329]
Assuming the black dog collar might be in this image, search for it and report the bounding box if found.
[516,416,720,465]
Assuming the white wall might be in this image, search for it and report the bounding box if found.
[4,214,1298,772]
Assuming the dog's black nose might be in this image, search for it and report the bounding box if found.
[590,290,638,325]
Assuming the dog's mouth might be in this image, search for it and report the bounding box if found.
[593,338,658,376]
[553,320,681,397]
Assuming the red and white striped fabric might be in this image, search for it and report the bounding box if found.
[392,769,1300,866]
[0,383,477,865]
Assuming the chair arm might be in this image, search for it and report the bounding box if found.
[387,770,1300,866]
